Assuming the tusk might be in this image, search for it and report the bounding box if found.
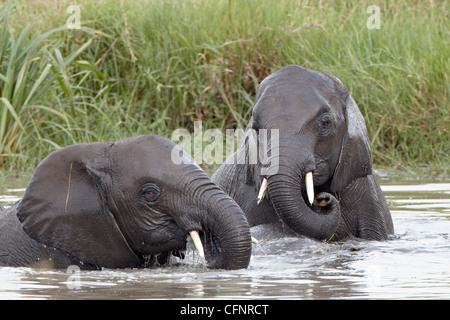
[251,236,259,245]
[305,171,314,205]
[257,178,268,204]
[189,231,204,258]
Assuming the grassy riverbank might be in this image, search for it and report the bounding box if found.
[0,0,448,173]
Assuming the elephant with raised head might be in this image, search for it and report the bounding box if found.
[0,135,252,269]
[212,65,394,241]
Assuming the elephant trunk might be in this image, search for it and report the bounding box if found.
[178,171,252,270]
[267,155,340,240]
[201,191,252,269]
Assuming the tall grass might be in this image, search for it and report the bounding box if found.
[1,0,448,173]
[0,1,95,168]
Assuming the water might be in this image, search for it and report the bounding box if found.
[0,175,449,300]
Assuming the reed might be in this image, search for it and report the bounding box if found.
[1,2,64,168]
[1,0,448,173]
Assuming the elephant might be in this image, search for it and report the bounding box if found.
[0,135,252,270]
[212,65,394,241]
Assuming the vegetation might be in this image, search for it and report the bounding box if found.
[0,0,448,174]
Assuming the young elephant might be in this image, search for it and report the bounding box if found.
[212,65,394,241]
[0,135,252,269]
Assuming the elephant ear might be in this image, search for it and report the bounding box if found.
[330,95,372,193]
[16,144,140,268]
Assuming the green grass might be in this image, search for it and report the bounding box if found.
[0,0,448,174]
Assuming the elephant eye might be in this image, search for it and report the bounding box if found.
[318,114,333,135]
[139,183,161,203]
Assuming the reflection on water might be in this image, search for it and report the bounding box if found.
[0,176,449,299]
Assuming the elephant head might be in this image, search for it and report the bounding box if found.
[214,65,376,240]
[16,135,252,269]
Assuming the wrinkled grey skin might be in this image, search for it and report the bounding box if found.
[0,135,251,270]
[212,65,394,241]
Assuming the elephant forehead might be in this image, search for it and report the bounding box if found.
[111,135,184,184]
[259,65,338,93]
[110,136,205,194]
[254,81,330,127]
[253,66,346,128]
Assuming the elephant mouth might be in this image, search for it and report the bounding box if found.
[137,231,223,268]
[302,177,337,210]
[188,230,235,269]
[181,230,220,267]
[257,169,340,240]
[139,251,185,267]
[259,171,330,208]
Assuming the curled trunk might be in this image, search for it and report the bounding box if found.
[177,172,252,270]
[267,168,340,240]
[200,190,252,269]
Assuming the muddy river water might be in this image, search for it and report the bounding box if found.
[0,174,449,300]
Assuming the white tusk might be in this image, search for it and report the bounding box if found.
[189,231,204,258]
[305,171,314,205]
[251,236,259,245]
[257,178,268,204]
